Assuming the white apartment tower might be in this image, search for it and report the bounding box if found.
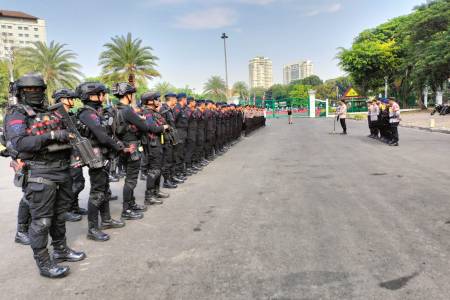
[0,10,47,59]
[249,56,273,89]
[283,60,314,84]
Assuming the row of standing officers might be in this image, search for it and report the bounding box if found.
[1,73,265,278]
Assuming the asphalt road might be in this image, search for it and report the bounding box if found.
[1,117,450,300]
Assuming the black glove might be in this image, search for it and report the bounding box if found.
[53,130,71,143]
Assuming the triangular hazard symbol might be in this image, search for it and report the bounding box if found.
[343,88,359,98]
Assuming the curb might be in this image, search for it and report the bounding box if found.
[400,125,450,134]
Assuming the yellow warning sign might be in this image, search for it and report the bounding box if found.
[343,88,359,98]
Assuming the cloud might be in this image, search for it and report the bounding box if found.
[304,2,342,16]
[174,7,238,29]
[237,0,276,5]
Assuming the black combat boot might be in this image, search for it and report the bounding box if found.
[15,223,30,245]
[192,164,203,171]
[153,188,169,199]
[121,209,144,220]
[163,179,177,189]
[108,174,119,182]
[87,221,110,241]
[34,248,70,278]
[145,191,163,205]
[52,239,86,262]
[171,176,184,184]
[130,203,148,212]
[75,207,88,215]
[100,219,126,229]
[64,211,82,222]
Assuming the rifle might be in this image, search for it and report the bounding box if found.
[167,126,181,146]
[48,102,103,169]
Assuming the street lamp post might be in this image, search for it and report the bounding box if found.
[384,76,388,98]
[221,33,229,100]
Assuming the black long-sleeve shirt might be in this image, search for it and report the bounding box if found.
[79,106,122,152]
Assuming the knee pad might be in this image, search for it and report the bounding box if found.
[31,217,52,234]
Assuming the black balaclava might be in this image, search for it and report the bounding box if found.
[20,89,45,108]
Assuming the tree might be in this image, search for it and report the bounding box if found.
[300,75,323,87]
[99,33,160,88]
[0,59,10,107]
[203,76,227,101]
[15,41,82,102]
[153,81,176,97]
[232,81,249,99]
[267,84,289,99]
[288,84,312,99]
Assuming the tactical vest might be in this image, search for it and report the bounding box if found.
[7,104,71,160]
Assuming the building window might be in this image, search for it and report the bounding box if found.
[1,32,6,36]
[34,35,39,38]
[1,25,5,28]
[8,40,13,43]
[19,33,23,37]
[3,40,6,43]
[20,41,24,44]
[24,34,29,37]
[23,27,28,30]
[5,47,8,50]
[8,33,12,36]
[7,25,12,29]
[34,27,38,31]
[18,26,22,30]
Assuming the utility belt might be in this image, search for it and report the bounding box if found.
[26,160,69,170]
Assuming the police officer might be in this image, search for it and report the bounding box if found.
[52,89,87,223]
[112,82,149,220]
[77,82,125,242]
[4,73,86,278]
[140,92,170,204]
[173,93,189,180]
[160,93,181,188]
[204,100,216,160]
[184,97,198,174]
[194,100,208,167]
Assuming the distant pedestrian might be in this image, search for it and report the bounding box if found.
[337,100,347,134]
[388,97,400,146]
[287,108,293,124]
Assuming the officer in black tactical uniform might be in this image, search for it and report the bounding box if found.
[204,100,216,160]
[173,93,189,179]
[184,97,198,174]
[160,93,180,188]
[112,82,149,220]
[140,92,170,204]
[52,88,87,223]
[77,82,125,242]
[4,73,86,278]
[194,100,208,167]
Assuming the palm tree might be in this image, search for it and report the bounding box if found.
[232,81,249,100]
[15,41,82,102]
[203,76,227,101]
[99,33,160,87]
[153,81,176,97]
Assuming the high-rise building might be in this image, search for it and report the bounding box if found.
[283,60,314,84]
[0,10,47,59]
[249,56,273,89]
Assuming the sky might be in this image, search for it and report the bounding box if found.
[1,0,425,91]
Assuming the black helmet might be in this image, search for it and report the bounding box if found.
[111,82,136,97]
[141,92,161,105]
[52,88,77,102]
[14,73,47,107]
[76,82,108,102]
[15,73,47,93]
